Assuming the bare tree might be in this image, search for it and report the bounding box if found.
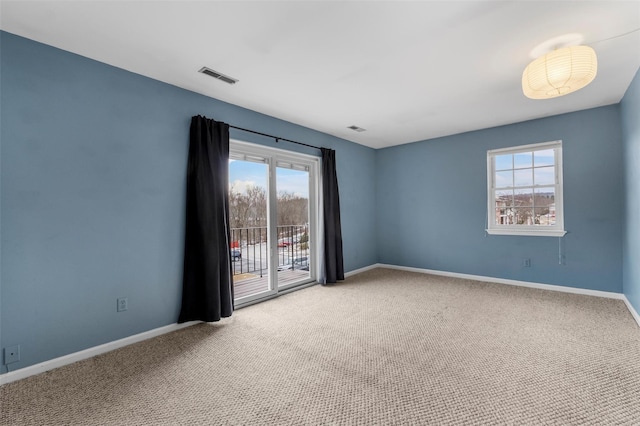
[229,186,308,245]
[277,191,308,227]
[229,184,267,229]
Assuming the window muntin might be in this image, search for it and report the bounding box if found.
[487,141,565,237]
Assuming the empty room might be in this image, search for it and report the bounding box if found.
[1,1,640,424]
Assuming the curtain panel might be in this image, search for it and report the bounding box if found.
[321,148,345,284]
[178,115,234,323]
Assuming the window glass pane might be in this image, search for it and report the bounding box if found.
[514,189,533,207]
[534,207,556,226]
[514,169,533,186]
[534,149,555,167]
[513,207,534,225]
[229,160,270,298]
[534,166,555,186]
[495,170,513,188]
[534,187,555,207]
[495,154,512,171]
[495,190,513,207]
[496,208,514,225]
[514,152,532,169]
[276,167,311,284]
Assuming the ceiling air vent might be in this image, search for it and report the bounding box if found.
[198,67,238,85]
[347,125,367,132]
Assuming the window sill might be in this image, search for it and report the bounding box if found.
[486,228,567,237]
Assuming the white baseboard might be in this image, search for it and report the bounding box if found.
[345,263,380,278]
[377,263,626,299]
[370,263,639,327]
[0,321,200,386]
[622,296,640,328]
[0,264,375,385]
[4,263,639,386]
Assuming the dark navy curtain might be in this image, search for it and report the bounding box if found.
[321,148,344,284]
[178,115,234,323]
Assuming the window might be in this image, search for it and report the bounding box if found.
[487,140,565,237]
[229,140,319,305]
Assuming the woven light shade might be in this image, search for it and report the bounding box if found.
[522,45,597,99]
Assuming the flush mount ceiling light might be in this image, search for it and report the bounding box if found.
[522,35,597,100]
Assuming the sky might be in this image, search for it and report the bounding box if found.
[494,149,555,189]
[229,160,309,198]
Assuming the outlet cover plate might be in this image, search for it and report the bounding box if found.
[4,345,20,364]
[117,297,128,312]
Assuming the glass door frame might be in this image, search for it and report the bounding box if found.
[230,139,320,307]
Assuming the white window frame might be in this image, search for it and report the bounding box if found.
[486,140,566,237]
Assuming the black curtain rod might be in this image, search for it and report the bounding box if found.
[229,125,322,151]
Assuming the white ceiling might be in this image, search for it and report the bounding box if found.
[1,1,639,149]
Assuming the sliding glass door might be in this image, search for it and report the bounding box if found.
[229,141,318,305]
[276,163,312,289]
[228,157,271,299]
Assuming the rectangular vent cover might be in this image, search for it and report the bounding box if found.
[198,67,238,85]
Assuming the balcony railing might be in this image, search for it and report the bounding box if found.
[230,224,310,279]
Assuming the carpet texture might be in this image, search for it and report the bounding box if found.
[2,268,639,425]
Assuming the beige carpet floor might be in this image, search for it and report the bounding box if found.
[2,268,639,425]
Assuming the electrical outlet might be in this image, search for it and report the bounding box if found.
[4,345,20,365]
[117,297,128,312]
[523,258,531,267]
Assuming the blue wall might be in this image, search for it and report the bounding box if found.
[621,68,640,314]
[0,29,633,376]
[0,32,377,373]
[376,106,624,292]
